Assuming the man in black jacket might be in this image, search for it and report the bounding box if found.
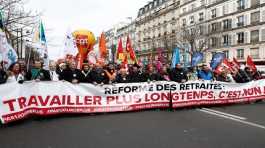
[60,61,83,84]
[81,63,93,83]
[143,65,162,82]
[116,68,130,83]
[129,64,144,83]
[170,64,188,83]
[90,62,108,85]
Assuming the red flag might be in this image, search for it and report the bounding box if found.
[116,38,124,63]
[125,36,137,64]
[99,32,107,59]
[233,57,240,67]
[223,59,232,71]
[214,58,232,74]
[246,56,257,72]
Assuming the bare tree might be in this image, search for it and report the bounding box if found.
[0,0,39,42]
[177,23,208,55]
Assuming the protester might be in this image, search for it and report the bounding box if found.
[170,64,188,83]
[244,67,254,82]
[26,60,51,81]
[7,62,25,84]
[143,65,162,82]
[56,62,67,80]
[49,61,59,81]
[81,63,92,83]
[18,59,27,74]
[160,66,171,81]
[60,61,83,84]
[129,64,144,83]
[105,63,117,84]
[90,62,108,85]
[0,62,8,84]
[216,71,232,83]
[116,67,130,83]
[187,67,198,81]
[198,64,214,81]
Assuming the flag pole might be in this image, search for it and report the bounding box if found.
[26,47,32,72]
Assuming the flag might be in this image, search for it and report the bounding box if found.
[233,57,240,67]
[34,20,49,69]
[230,57,240,71]
[61,29,78,58]
[99,32,107,60]
[116,38,124,63]
[223,58,232,70]
[191,52,203,67]
[210,52,225,70]
[39,21,46,44]
[246,56,257,72]
[125,36,137,64]
[0,11,4,29]
[0,30,17,68]
[156,48,164,72]
[171,47,180,68]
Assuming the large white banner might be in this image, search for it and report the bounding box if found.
[0,80,265,124]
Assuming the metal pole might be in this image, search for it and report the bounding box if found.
[20,28,23,59]
[16,29,19,56]
[27,47,32,72]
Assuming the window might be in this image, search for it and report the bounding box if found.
[237,32,244,44]
[251,11,260,24]
[199,13,204,21]
[182,19,186,26]
[251,30,259,43]
[251,0,260,7]
[211,37,218,47]
[223,50,229,59]
[238,0,245,10]
[262,29,265,41]
[191,4,196,10]
[199,25,204,35]
[223,35,230,46]
[201,0,205,6]
[183,8,187,13]
[223,19,232,30]
[250,48,259,59]
[237,49,244,59]
[237,16,244,27]
[211,9,216,18]
[211,23,217,32]
[190,16,194,24]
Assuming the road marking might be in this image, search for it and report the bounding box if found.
[201,108,247,120]
[198,108,265,130]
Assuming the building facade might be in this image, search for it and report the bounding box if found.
[135,0,181,63]
[205,0,265,66]
[106,0,265,67]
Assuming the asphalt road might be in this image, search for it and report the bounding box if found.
[0,102,265,148]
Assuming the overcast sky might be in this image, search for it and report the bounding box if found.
[25,0,149,59]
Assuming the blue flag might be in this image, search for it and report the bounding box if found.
[40,21,46,43]
[171,47,180,68]
[192,52,204,67]
[210,52,225,70]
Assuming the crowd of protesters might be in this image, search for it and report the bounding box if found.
[0,58,264,85]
